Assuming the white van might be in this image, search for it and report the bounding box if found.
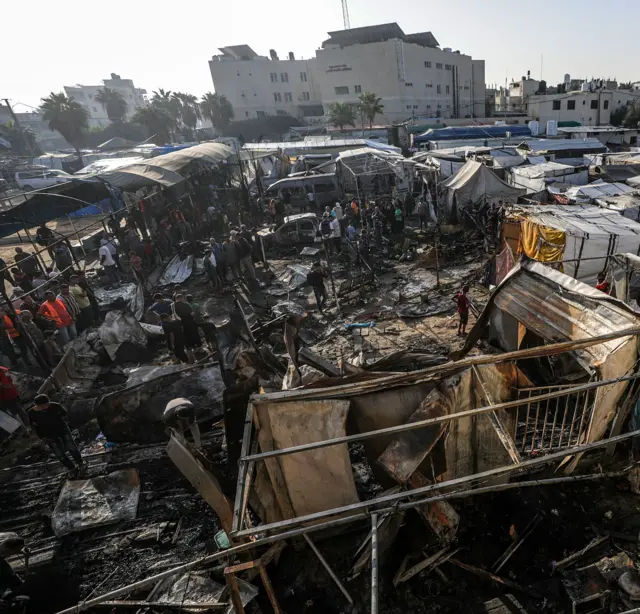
[15,169,72,191]
[265,174,341,209]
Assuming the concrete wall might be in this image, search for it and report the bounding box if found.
[209,55,322,120]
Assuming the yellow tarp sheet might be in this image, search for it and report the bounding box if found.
[519,218,566,263]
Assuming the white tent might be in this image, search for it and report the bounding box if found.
[508,162,588,194]
[441,160,525,223]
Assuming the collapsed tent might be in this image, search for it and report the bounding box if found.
[413,124,531,145]
[550,181,636,204]
[509,204,640,283]
[595,193,640,222]
[440,160,525,223]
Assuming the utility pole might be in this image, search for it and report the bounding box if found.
[3,99,35,156]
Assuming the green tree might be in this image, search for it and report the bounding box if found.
[358,92,385,130]
[151,89,180,130]
[200,92,234,133]
[610,105,627,127]
[173,92,201,137]
[327,102,356,131]
[94,87,128,124]
[132,106,173,144]
[40,92,89,156]
[0,122,41,156]
[623,102,640,128]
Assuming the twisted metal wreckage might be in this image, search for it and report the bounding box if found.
[56,261,640,613]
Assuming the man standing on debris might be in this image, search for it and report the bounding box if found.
[173,294,202,352]
[29,394,84,472]
[38,290,76,346]
[307,261,328,313]
[14,247,39,277]
[100,234,122,271]
[204,246,221,289]
[69,275,93,332]
[99,239,121,284]
[223,234,241,281]
[417,198,429,231]
[163,398,201,448]
[160,313,191,364]
[57,284,80,331]
[0,366,30,432]
[456,285,470,336]
[330,214,341,254]
[235,231,256,281]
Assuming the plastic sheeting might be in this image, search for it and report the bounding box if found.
[520,218,566,264]
[98,311,149,361]
[51,469,140,537]
[158,254,194,286]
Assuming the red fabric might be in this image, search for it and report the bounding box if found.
[457,292,469,314]
[596,281,610,294]
[39,299,72,328]
[0,367,19,401]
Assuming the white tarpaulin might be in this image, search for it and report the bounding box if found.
[441,160,525,222]
[509,162,588,194]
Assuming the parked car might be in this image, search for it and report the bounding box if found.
[15,169,73,191]
[258,213,320,247]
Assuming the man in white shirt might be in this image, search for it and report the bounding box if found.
[99,243,120,284]
[332,202,345,235]
[330,216,341,254]
[306,189,315,210]
[100,235,121,270]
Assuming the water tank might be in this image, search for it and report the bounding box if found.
[443,47,452,52]
[564,73,571,84]
[288,51,295,60]
[546,120,558,136]
[581,82,590,92]
[528,120,540,136]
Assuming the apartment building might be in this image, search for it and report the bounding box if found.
[209,46,323,121]
[64,74,147,128]
[208,23,486,125]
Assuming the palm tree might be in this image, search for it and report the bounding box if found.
[173,92,201,137]
[200,92,234,134]
[327,102,356,131]
[40,92,89,156]
[94,87,128,124]
[358,92,385,130]
[132,106,172,144]
[151,89,180,128]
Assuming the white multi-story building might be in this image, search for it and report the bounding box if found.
[208,23,486,125]
[64,74,147,128]
[209,46,323,122]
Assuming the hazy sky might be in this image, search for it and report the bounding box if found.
[4,0,640,111]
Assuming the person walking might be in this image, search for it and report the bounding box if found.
[57,284,80,331]
[417,199,428,232]
[306,261,328,313]
[69,275,94,331]
[330,214,341,254]
[14,247,39,277]
[29,394,83,473]
[100,235,122,271]
[204,247,220,289]
[38,290,76,346]
[160,313,191,364]
[53,243,73,276]
[99,240,120,284]
[236,232,256,281]
[36,224,56,260]
[0,366,30,432]
[456,285,470,336]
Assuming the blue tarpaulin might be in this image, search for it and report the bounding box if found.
[413,125,531,144]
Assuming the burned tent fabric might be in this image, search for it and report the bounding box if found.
[440,160,525,223]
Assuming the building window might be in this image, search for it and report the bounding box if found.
[604,100,610,109]
[445,64,452,70]
[300,72,308,82]
[284,92,292,102]
[437,85,441,94]
[590,99,598,109]
[405,82,413,87]
[270,72,278,82]
[413,105,418,109]
[424,61,432,68]
[334,86,349,95]
[436,63,443,69]
[426,83,433,88]
[354,85,362,94]
[302,92,310,101]
[552,100,561,110]
[276,110,287,116]
[427,104,431,109]
[446,85,450,94]
[464,86,470,90]
[280,72,289,83]
[274,93,282,102]
[407,105,412,110]
[567,100,576,110]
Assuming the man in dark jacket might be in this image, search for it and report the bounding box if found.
[306,261,328,313]
[28,394,83,472]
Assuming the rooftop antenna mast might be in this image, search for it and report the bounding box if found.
[341,0,351,29]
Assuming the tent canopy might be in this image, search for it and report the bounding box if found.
[97,164,185,190]
[146,142,235,174]
[337,147,408,176]
[97,137,136,151]
[441,160,525,222]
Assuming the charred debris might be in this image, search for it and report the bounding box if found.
[2,201,640,613]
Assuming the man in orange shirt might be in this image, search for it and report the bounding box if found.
[38,290,77,346]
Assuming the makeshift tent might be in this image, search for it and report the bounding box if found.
[508,162,588,194]
[413,124,531,145]
[76,156,147,175]
[96,163,185,190]
[440,160,525,223]
[554,181,635,204]
[146,142,235,174]
[513,204,640,283]
[0,179,115,238]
